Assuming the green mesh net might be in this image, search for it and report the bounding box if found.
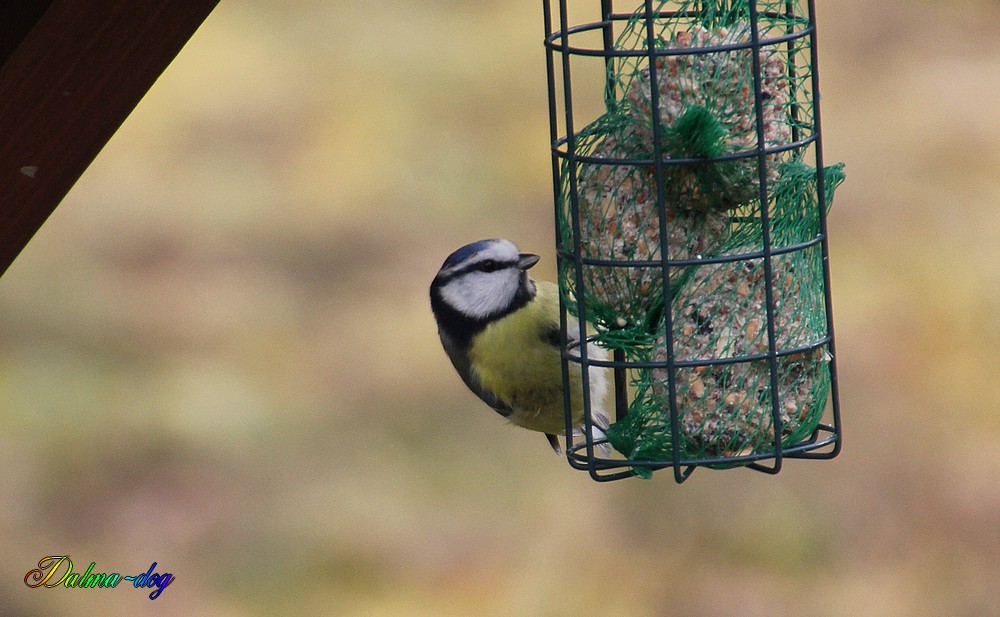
[555,0,845,476]
[604,160,844,476]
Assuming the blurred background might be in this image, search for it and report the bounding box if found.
[2,0,999,615]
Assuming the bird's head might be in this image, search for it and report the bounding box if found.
[431,238,540,323]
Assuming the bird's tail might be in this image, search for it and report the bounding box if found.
[572,409,613,458]
[566,329,615,457]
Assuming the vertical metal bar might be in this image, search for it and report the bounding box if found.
[601,0,630,431]
[639,0,688,483]
[553,0,603,475]
[784,0,801,145]
[747,0,784,474]
[806,0,842,457]
[601,0,617,107]
[613,349,628,422]
[543,0,575,463]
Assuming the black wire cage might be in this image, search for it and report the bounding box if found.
[544,0,844,482]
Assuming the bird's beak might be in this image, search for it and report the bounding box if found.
[518,253,540,270]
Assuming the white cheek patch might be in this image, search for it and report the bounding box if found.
[440,270,520,321]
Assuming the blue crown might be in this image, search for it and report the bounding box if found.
[443,239,500,268]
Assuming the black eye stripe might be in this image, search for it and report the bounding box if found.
[435,257,522,287]
[446,258,516,277]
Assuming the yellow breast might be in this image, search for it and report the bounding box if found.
[468,281,606,435]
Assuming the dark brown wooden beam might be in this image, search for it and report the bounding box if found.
[0,0,220,276]
[0,1,54,65]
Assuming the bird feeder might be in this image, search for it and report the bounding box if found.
[544,0,844,481]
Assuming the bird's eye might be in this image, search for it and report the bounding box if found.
[479,260,502,273]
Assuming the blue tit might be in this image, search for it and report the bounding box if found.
[430,238,610,455]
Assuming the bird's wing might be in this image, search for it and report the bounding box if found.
[441,337,514,418]
[465,372,514,418]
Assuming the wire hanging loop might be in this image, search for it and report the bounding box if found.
[544,0,844,482]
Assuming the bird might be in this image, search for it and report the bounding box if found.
[430,238,611,456]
